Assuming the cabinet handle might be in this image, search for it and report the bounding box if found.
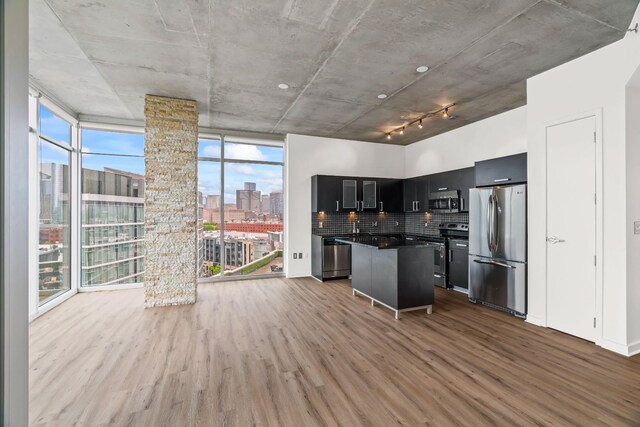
[449,250,452,262]
[336,201,339,212]
[455,243,468,247]
[380,201,384,212]
[416,201,420,211]
[438,187,447,191]
[494,178,511,183]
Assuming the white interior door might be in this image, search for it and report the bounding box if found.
[546,116,597,342]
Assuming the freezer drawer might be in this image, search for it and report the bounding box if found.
[468,255,526,316]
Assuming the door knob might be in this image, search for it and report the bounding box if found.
[546,236,566,244]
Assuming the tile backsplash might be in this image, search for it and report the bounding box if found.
[312,211,468,236]
[312,212,405,236]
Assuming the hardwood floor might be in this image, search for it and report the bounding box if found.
[30,277,640,426]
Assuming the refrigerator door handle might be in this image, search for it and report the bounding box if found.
[473,259,516,269]
[492,194,499,252]
[486,195,492,252]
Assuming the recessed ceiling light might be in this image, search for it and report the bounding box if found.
[377,93,388,99]
[416,66,429,73]
[278,83,289,90]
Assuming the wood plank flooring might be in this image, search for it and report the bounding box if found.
[30,277,640,426]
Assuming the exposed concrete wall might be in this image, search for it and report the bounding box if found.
[2,0,30,424]
[144,95,198,307]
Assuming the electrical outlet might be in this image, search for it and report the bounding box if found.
[293,253,298,259]
[635,221,640,235]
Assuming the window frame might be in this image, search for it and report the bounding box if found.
[78,123,146,291]
[197,133,285,283]
[29,95,79,319]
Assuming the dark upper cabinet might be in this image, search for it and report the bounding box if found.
[403,176,428,212]
[428,171,455,194]
[475,153,527,187]
[342,178,358,210]
[360,179,378,210]
[311,175,342,212]
[314,176,381,212]
[378,179,403,213]
[458,167,475,212]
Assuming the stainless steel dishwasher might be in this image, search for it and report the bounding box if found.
[322,239,351,279]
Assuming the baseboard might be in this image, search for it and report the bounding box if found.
[627,340,640,356]
[525,315,546,327]
[597,338,636,356]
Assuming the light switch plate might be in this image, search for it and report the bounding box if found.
[635,221,640,235]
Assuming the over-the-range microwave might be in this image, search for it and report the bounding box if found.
[428,190,463,213]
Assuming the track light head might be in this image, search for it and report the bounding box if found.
[386,133,391,140]
[443,108,449,118]
[418,119,423,129]
[400,127,405,135]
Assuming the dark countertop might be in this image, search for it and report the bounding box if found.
[334,235,439,249]
[314,232,445,243]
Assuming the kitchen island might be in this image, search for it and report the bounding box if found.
[336,236,434,319]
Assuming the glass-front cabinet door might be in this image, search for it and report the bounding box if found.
[362,180,377,209]
[342,179,357,210]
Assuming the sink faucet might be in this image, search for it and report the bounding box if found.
[352,221,359,234]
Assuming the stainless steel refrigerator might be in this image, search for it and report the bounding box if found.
[468,184,527,317]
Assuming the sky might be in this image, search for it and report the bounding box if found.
[39,106,283,202]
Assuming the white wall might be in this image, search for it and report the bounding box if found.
[626,76,640,351]
[527,10,640,355]
[405,107,527,178]
[2,0,30,424]
[285,134,405,278]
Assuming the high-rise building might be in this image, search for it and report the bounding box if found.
[261,194,270,213]
[39,163,70,299]
[206,195,220,210]
[81,167,145,287]
[269,191,283,218]
[236,182,261,212]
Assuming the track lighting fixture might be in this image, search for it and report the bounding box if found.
[382,103,456,140]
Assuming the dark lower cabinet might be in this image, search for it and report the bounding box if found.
[351,244,434,316]
[448,239,469,290]
[351,244,372,296]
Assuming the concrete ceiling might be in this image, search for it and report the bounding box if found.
[30,0,638,145]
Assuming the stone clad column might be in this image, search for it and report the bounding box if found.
[144,95,198,307]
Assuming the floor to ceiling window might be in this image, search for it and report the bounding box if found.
[80,128,145,288]
[198,136,284,279]
[36,104,73,304]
